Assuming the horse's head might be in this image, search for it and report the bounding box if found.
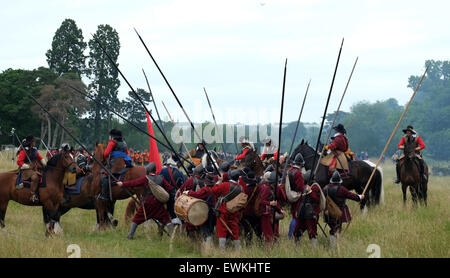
[201,150,221,170]
[291,139,319,171]
[95,142,107,165]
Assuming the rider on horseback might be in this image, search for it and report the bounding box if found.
[16,135,47,203]
[323,124,352,174]
[260,137,278,161]
[235,136,254,162]
[98,129,133,201]
[394,125,426,183]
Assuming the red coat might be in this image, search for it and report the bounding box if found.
[122,175,173,193]
[398,135,425,150]
[258,182,282,216]
[324,183,361,222]
[104,140,130,159]
[235,146,251,160]
[328,134,349,152]
[17,149,43,168]
[288,166,305,216]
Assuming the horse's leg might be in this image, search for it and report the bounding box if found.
[53,209,63,235]
[0,200,8,231]
[409,185,418,208]
[95,199,107,230]
[402,184,407,207]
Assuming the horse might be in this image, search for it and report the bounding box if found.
[231,148,264,177]
[291,139,384,210]
[42,143,118,230]
[0,147,77,235]
[95,144,147,229]
[398,142,428,207]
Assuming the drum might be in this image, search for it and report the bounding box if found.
[175,195,209,226]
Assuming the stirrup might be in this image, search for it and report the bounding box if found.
[96,194,109,201]
[16,183,24,190]
[30,194,39,203]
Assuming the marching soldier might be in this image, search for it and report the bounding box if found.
[395,125,427,183]
[240,170,262,245]
[323,171,364,247]
[144,149,150,166]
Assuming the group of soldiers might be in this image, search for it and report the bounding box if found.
[129,149,152,166]
[13,122,427,250]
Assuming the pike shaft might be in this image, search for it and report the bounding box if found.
[309,38,344,183]
[142,69,166,135]
[204,87,226,153]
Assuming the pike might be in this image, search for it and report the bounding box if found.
[203,87,226,153]
[92,36,191,175]
[29,94,142,207]
[133,28,221,176]
[40,139,53,158]
[282,79,311,180]
[67,84,195,168]
[309,38,344,184]
[161,100,195,164]
[361,65,429,196]
[312,56,358,176]
[273,58,288,231]
[142,69,166,135]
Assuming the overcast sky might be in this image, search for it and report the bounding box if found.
[1,0,448,125]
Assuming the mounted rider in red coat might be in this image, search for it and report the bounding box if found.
[98,129,133,201]
[395,125,427,183]
[16,135,47,203]
[323,171,364,247]
[323,124,351,173]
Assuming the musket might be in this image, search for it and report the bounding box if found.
[204,87,226,154]
[273,58,288,232]
[29,95,142,207]
[281,79,311,180]
[142,69,166,135]
[90,37,191,175]
[66,84,194,168]
[133,28,221,176]
[308,38,344,184]
[312,56,358,177]
[161,100,195,164]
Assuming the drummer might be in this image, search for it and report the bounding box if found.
[182,166,217,248]
[117,162,173,239]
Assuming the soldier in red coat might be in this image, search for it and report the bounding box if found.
[16,135,47,203]
[323,171,364,247]
[259,171,286,245]
[240,170,262,245]
[117,162,173,239]
[288,153,320,246]
[235,137,254,162]
[210,170,243,251]
[325,124,349,152]
[395,125,427,183]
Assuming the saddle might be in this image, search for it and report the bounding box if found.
[15,169,46,188]
[320,151,350,172]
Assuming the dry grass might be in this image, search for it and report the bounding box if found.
[0,151,449,258]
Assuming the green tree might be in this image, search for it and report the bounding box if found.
[46,19,87,77]
[87,24,121,142]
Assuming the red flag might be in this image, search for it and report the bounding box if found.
[145,111,162,173]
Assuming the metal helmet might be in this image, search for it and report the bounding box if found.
[330,171,343,184]
[229,169,241,182]
[264,164,274,174]
[302,170,312,183]
[294,153,305,166]
[263,137,272,145]
[60,143,70,151]
[219,161,230,173]
[193,164,205,176]
[267,171,278,185]
[146,162,156,174]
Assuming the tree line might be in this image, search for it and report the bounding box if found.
[0,19,448,161]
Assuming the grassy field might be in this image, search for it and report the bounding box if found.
[0,150,449,258]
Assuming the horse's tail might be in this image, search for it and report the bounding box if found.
[363,160,384,206]
[124,198,137,224]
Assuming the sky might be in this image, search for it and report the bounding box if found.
[1,0,449,126]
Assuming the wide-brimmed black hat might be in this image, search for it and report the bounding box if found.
[242,170,257,185]
[402,125,416,134]
[333,124,346,134]
[109,129,122,138]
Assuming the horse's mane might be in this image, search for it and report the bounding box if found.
[45,153,62,172]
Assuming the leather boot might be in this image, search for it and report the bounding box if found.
[30,177,39,203]
[97,177,110,201]
[127,222,138,239]
[394,163,401,184]
[419,159,427,181]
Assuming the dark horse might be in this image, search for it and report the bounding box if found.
[0,148,77,235]
[399,142,428,207]
[42,143,117,231]
[291,140,384,210]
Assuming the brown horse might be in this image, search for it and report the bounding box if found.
[43,143,117,230]
[232,149,264,177]
[399,143,428,207]
[95,144,147,229]
[0,148,77,235]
